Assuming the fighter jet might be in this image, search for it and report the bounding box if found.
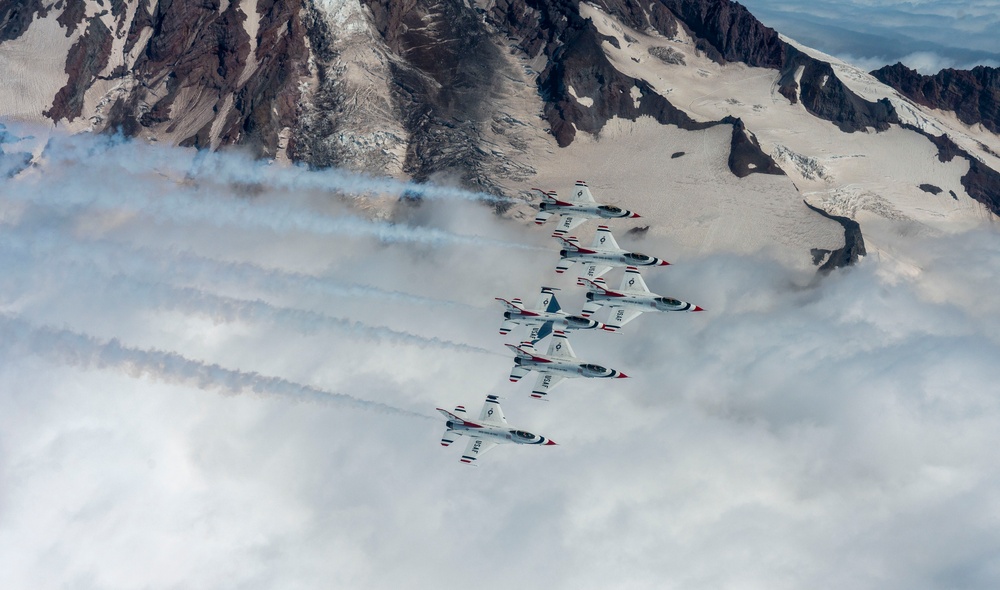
[437,394,557,465]
[579,266,704,330]
[507,331,628,399]
[555,225,669,280]
[497,286,608,342]
[533,181,640,236]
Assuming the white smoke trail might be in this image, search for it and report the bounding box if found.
[0,238,497,355]
[0,223,481,310]
[0,314,433,419]
[6,183,535,250]
[43,131,518,205]
[12,133,543,251]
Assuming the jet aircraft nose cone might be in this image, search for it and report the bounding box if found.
[693,306,705,312]
[630,212,641,218]
[658,260,671,266]
[545,439,558,445]
[616,372,629,379]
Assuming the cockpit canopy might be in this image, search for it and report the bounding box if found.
[598,205,622,214]
[625,252,651,262]
[512,430,536,439]
[655,296,682,306]
[581,363,607,373]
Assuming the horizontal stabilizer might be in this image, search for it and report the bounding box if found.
[441,429,460,447]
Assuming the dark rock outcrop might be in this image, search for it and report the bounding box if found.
[804,201,867,272]
[104,0,306,157]
[903,124,1000,216]
[56,0,87,36]
[918,183,942,195]
[872,62,1000,134]
[44,17,113,122]
[781,48,897,133]
[361,0,513,190]
[724,116,784,177]
[0,0,47,42]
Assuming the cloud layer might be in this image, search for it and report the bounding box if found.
[739,0,1000,72]
[2,128,1000,589]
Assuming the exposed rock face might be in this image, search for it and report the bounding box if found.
[44,17,113,122]
[903,124,1000,216]
[21,0,309,158]
[618,0,897,132]
[872,62,1000,134]
[0,0,48,42]
[781,48,897,133]
[804,201,866,272]
[724,117,783,178]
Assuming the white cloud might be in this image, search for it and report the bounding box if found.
[2,128,1000,589]
[740,0,1000,72]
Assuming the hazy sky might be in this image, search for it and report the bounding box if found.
[738,0,1000,73]
[3,126,1000,588]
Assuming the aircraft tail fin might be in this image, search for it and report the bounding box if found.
[554,235,581,251]
[495,297,524,313]
[579,277,610,294]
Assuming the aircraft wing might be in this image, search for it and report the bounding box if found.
[534,210,553,225]
[579,263,613,281]
[555,258,574,274]
[608,307,645,330]
[547,331,576,359]
[592,225,620,250]
[499,319,516,336]
[554,214,587,235]
[530,372,566,399]
[620,266,650,293]
[478,394,507,425]
[572,181,596,204]
[460,438,498,465]
[509,365,531,382]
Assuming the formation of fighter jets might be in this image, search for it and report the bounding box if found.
[440,181,704,464]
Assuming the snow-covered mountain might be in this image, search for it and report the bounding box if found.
[2,0,998,269]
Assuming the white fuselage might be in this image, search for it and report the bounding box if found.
[587,291,697,313]
[514,355,621,379]
[541,202,634,220]
[444,419,553,446]
[505,309,601,331]
[561,247,667,275]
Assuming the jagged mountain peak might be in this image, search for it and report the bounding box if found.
[1,0,999,271]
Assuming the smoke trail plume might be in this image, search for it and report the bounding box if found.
[0,314,432,419]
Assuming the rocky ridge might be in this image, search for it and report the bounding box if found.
[872,62,1000,135]
[2,0,1000,269]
